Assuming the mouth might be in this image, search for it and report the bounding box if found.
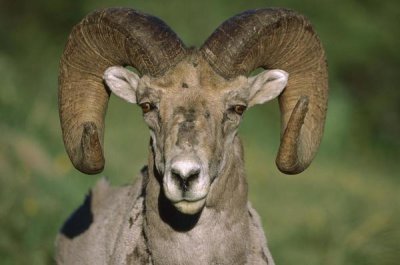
[163,171,210,215]
[172,197,206,215]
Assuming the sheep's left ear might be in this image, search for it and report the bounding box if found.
[247,69,288,107]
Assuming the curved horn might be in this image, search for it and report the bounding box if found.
[201,8,328,174]
[59,8,187,174]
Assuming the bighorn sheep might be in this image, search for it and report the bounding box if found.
[56,7,328,265]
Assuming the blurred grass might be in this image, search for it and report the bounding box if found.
[1,0,399,264]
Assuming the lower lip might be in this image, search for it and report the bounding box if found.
[173,198,206,215]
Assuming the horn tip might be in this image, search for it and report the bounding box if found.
[275,96,311,175]
[76,122,105,175]
[275,158,309,175]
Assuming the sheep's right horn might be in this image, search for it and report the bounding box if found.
[59,8,187,174]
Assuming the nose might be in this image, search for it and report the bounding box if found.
[170,155,201,192]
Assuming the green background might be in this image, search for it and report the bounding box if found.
[1,0,399,264]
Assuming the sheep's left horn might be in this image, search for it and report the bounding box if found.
[59,8,187,174]
[201,8,328,174]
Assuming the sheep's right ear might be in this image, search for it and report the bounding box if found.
[104,66,140,104]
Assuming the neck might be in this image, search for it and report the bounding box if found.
[143,137,250,265]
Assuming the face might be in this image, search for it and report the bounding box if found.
[139,62,250,214]
[104,55,288,215]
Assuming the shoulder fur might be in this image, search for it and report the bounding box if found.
[56,173,149,264]
[247,202,275,265]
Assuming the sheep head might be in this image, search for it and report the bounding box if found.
[103,53,288,214]
[59,8,328,215]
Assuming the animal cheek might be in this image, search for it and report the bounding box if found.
[162,133,178,158]
[149,132,166,165]
[222,121,237,137]
[144,112,162,129]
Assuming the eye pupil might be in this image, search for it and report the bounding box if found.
[234,105,246,115]
[140,103,153,113]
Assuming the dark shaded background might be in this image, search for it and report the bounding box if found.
[0,0,399,264]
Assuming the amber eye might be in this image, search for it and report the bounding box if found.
[139,102,153,113]
[233,105,247,115]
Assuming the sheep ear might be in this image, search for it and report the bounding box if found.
[247,69,288,107]
[104,66,140,104]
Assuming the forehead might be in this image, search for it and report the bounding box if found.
[140,54,247,102]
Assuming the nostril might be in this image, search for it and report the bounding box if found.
[185,172,199,187]
[171,171,181,185]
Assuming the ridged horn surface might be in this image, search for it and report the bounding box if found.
[201,8,328,174]
[59,8,187,174]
